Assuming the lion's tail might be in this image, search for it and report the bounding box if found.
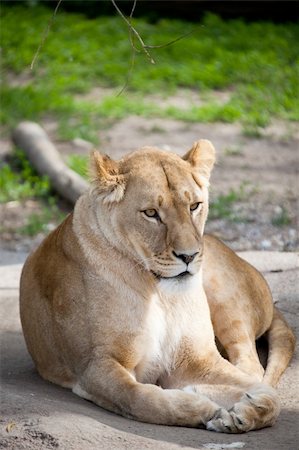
[263,306,296,387]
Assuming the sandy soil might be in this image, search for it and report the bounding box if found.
[1,251,298,450]
[1,115,298,253]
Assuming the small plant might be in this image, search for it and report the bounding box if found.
[20,210,51,236]
[19,199,66,236]
[67,154,89,179]
[19,208,65,236]
[224,145,243,157]
[271,207,291,227]
[209,182,252,221]
[0,149,51,203]
[0,149,67,236]
[148,125,166,134]
[242,125,263,138]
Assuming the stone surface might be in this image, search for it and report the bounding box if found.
[0,251,298,450]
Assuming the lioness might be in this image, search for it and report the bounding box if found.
[20,140,295,433]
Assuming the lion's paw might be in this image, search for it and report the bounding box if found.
[206,408,239,433]
[206,385,280,433]
[229,384,280,432]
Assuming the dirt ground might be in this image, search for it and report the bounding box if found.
[0,114,298,253]
[1,250,298,450]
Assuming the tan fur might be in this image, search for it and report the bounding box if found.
[20,140,295,433]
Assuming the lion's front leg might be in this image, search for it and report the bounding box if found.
[72,356,225,428]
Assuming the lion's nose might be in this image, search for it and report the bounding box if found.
[173,251,198,264]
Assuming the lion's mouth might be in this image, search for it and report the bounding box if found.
[174,270,192,279]
[151,270,192,280]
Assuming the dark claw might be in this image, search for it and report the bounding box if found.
[236,416,244,425]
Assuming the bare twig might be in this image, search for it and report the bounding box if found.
[129,0,137,19]
[117,0,138,96]
[128,0,140,53]
[111,0,155,64]
[116,46,136,97]
[144,30,194,49]
[30,0,63,70]
[112,0,193,94]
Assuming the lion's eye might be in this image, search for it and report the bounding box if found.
[143,209,160,220]
[190,202,202,212]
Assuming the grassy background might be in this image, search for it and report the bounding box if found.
[1,5,298,236]
[1,5,299,142]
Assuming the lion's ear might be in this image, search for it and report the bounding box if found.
[89,151,126,203]
[183,140,216,184]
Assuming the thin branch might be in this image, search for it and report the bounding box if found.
[128,0,140,53]
[144,30,194,49]
[30,0,63,70]
[117,0,138,96]
[111,0,155,64]
[129,0,137,19]
[116,46,136,97]
[111,0,193,72]
[111,0,193,91]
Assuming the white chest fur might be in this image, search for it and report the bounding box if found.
[134,272,215,384]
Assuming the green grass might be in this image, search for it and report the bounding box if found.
[0,149,51,203]
[19,198,65,236]
[1,6,298,236]
[271,207,292,227]
[224,145,243,157]
[1,5,298,141]
[67,154,89,178]
[0,148,66,236]
[209,183,253,221]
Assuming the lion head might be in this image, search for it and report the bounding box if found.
[89,140,215,280]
